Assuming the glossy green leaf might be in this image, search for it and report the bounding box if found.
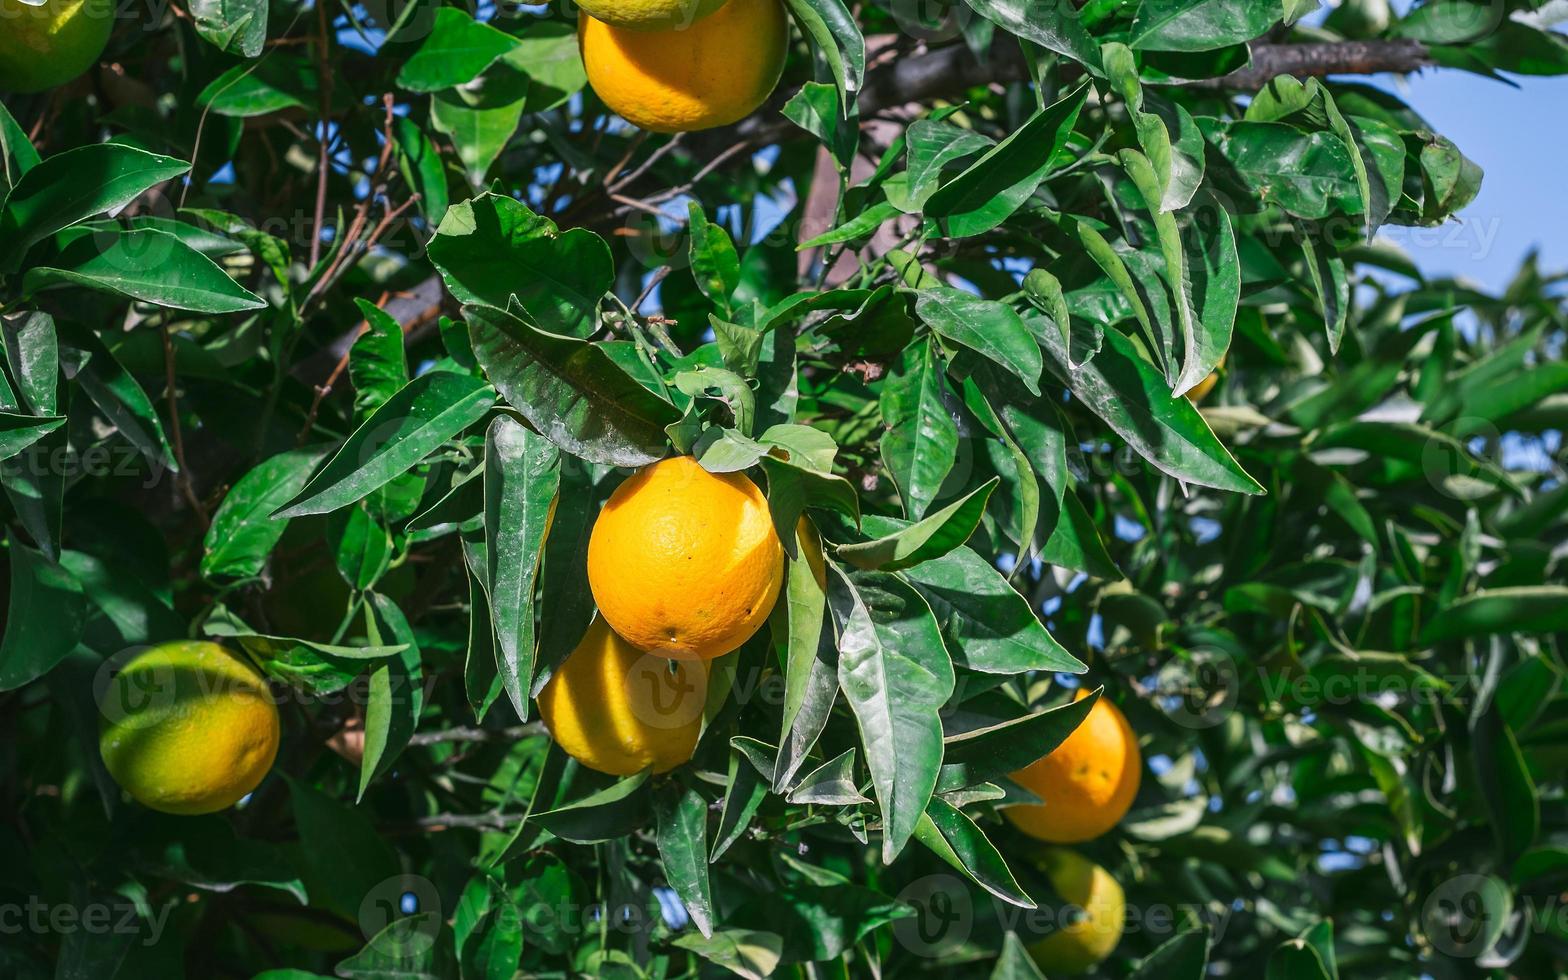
[275,372,495,518]
[828,566,954,862]
[484,416,560,719]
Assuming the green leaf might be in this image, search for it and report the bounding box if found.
[1130,0,1283,52]
[990,932,1048,980]
[202,447,327,580]
[465,304,678,467]
[2,310,58,415]
[125,812,305,903]
[1472,695,1540,865]
[190,0,268,58]
[1131,927,1212,979]
[788,748,867,804]
[394,116,450,225]
[533,464,598,696]
[26,227,266,313]
[915,795,1035,907]
[688,202,741,315]
[1175,188,1240,392]
[0,99,40,192]
[286,775,400,919]
[773,522,837,790]
[671,929,784,980]
[829,566,954,862]
[349,299,410,418]
[917,287,1043,396]
[358,594,425,799]
[431,89,524,187]
[878,339,959,520]
[197,56,316,117]
[275,372,495,519]
[1302,234,1350,353]
[937,690,1100,791]
[1040,323,1263,494]
[1208,121,1362,220]
[837,479,997,571]
[429,193,613,337]
[1104,43,1206,212]
[926,84,1086,238]
[711,746,771,861]
[533,770,653,844]
[0,143,189,270]
[0,540,86,691]
[396,8,520,93]
[781,0,865,110]
[782,81,859,172]
[484,416,560,719]
[962,0,1103,68]
[1266,938,1333,980]
[0,411,65,461]
[655,783,714,937]
[898,541,1083,675]
[60,324,175,471]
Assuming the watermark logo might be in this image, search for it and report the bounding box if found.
[1150,648,1240,729]
[359,874,443,958]
[893,874,974,958]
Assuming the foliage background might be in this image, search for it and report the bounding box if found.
[1,0,1567,978]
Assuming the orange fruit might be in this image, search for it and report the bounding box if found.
[1185,354,1227,403]
[576,0,729,31]
[1005,690,1141,843]
[1025,848,1125,974]
[579,0,788,133]
[587,456,784,660]
[537,617,708,775]
[98,641,280,815]
[0,0,113,93]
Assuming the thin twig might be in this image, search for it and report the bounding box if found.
[632,266,671,313]
[160,327,209,526]
[408,724,546,746]
[308,2,333,270]
[606,132,685,194]
[601,129,650,188]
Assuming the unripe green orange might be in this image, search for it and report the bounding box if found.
[0,0,114,93]
[98,641,280,815]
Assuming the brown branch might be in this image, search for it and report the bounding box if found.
[295,285,443,444]
[1184,39,1435,90]
[407,724,546,747]
[308,2,333,270]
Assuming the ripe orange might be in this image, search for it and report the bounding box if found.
[576,0,729,31]
[579,0,788,133]
[537,617,708,775]
[587,456,784,660]
[1005,690,1141,843]
[1026,848,1125,974]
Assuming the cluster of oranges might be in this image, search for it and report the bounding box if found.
[95,454,1141,973]
[540,456,785,774]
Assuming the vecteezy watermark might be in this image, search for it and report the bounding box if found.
[1149,647,1240,730]
[1419,873,1536,963]
[359,875,444,958]
[893,875,975,958]
[0,896,179,947]
[890,873,1245,959]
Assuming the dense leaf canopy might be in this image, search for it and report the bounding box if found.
[2,1,1567,978]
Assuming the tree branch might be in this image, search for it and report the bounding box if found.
[1183,39,1435,90]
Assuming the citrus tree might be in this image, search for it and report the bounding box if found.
[2,0,1567,977]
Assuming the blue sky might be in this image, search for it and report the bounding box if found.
[1359,69,1568,290]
